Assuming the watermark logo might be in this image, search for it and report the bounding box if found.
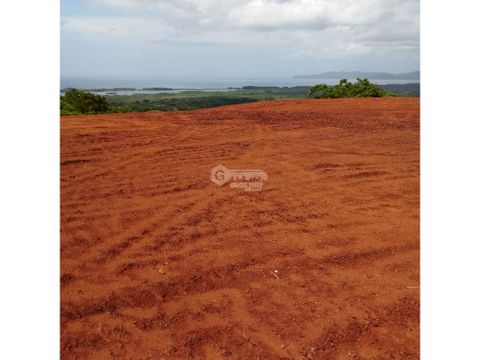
[210,164,268,191]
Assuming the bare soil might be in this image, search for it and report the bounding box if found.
[61,98,419,359]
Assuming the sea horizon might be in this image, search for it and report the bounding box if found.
[61,75,419,95]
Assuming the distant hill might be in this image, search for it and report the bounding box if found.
[293,71,420,80]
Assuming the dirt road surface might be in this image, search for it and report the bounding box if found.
[61,98,419,359]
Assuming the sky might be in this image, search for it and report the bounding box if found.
[61,0,419,78]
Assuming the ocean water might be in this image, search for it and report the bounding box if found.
[60,76,418,95]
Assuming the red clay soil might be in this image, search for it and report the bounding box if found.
[61,98,419,359]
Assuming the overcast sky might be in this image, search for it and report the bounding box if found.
[61,0,419,78]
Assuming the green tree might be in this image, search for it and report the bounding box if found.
[309,78,388,99]
[61,88,110,115]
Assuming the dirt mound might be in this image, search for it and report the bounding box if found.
[61,98,419,359]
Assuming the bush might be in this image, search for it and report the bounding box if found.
[309,78,388,99]
[60,98,80,115]
[61,88,110,115]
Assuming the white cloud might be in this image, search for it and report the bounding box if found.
[66,0,419,58]
[62,17,176,43]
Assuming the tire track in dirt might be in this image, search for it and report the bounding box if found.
[61,98,419,359]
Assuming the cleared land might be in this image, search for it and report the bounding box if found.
[61,98,419,359]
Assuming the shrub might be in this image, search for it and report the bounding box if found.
[61,88,110,114]
[60,98,80,115]
[309,78,388,99]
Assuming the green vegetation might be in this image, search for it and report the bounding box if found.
[60,82,418,115]
[106,86,310,112]
[107,94,258,112]
[309,78,388,99]
[60,86,311,115]
[379,83,420,97]
[61,88,110,115]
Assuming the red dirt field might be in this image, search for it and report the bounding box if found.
[61,98,419,359]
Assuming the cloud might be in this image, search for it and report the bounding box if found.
[62,17,176,43]
[62,0,419,75]
[87,0,416,27]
